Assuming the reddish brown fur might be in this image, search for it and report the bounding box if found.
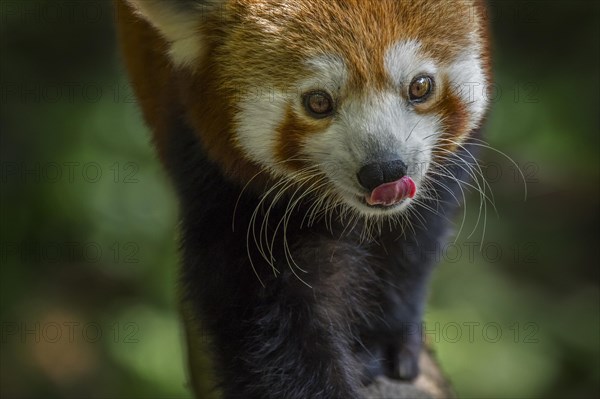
[433,77,470,157]
[115,1,262,182]
[275,103,330,170]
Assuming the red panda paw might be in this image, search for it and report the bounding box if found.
[391,338,421,381]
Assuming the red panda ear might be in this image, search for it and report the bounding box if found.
[123,0,221,66]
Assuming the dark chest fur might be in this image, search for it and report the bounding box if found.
[165,109,476,398]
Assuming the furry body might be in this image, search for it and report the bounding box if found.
[116,1,491,397]
[171,116,478,398]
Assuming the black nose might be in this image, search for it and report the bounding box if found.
[357,159,408,191]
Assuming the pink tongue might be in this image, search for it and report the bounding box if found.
[366,176,417,206]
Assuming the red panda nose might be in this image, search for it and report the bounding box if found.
[357,160,408,191]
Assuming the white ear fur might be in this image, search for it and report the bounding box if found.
[124,0,216,67]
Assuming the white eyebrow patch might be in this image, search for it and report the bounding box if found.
[299,55,349,95]
[384,40,437,87]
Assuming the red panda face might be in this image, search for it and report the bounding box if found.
[125,0,491,217]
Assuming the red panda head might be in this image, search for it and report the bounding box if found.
[125,0,491,217]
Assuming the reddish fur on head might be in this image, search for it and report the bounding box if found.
[117,0,491,215]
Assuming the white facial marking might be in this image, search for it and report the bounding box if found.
[306,89,439,215]
[305,41,445,215]
[298,55,349,96]
[235,55,348,175]
[385,40,437,88]
[447,37,488,131]
[235,88,288,169]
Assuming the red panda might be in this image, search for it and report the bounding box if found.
[115,1,491,398]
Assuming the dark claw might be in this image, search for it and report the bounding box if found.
[390,332,421,381]
[392,347,420,381]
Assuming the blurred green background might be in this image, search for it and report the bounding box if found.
[1,1,598,398]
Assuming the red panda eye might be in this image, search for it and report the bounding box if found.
[303,91,334,119]
[409,76,434,103]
